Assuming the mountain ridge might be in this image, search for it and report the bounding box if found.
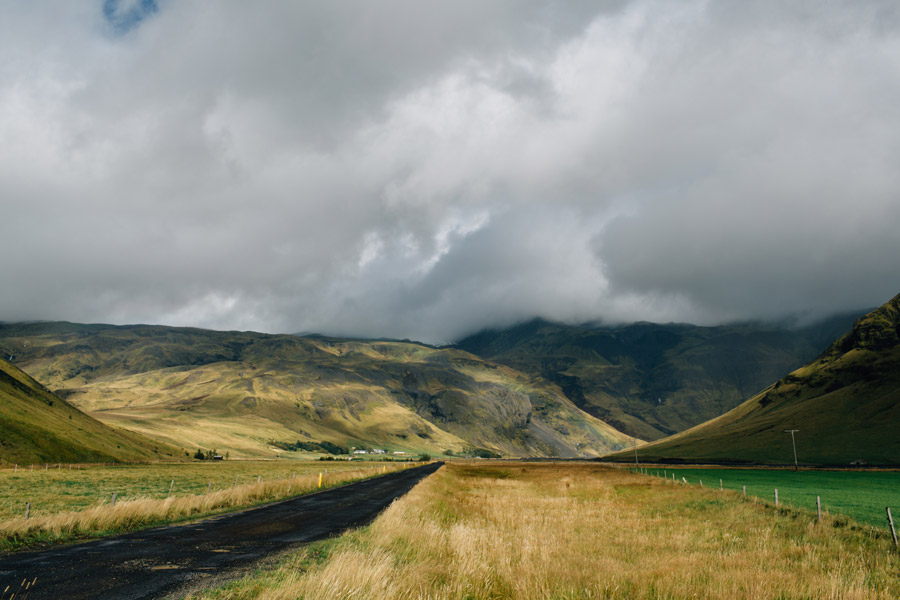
[0,323,631,459]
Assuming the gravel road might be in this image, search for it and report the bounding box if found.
[0,461,443,600]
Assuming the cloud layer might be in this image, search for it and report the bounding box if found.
[2,1,899,342]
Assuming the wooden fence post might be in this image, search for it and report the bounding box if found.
[25,502,30,520]
[817,496,822,522]
[206,482,211,495]
[111,493,117,507]
[774,489,779,507]
[168,480,174,497]
[887,507,898,547]
[720,479,723,490]
[257,475,262,484]
[742,485,746,498]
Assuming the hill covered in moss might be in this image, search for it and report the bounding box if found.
[605,293,900,465]
[0,357,179,464]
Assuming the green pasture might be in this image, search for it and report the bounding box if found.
[0,460,381,520]
[637,466,900,528]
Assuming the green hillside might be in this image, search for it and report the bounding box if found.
[455,314,860,440]
[605,293,900,465]
[0,324,631,459]
[0,357,178,464]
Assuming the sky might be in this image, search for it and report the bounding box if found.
[2,1,900,343]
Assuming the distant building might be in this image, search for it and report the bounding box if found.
[353,449,368,454]
[212,455,224,461]
[372,449,386,454]
[849,459,868,467]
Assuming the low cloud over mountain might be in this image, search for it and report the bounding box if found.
[2,1,899,342]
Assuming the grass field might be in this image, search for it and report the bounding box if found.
[0,460,394,520]
[189,462,900,600]
[0,460,411,553]
[636,467,900,528]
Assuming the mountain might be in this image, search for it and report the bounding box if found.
[455,313,862,440]
[0,323,631,459]
[0,357,178,464]
[605,293,900,465]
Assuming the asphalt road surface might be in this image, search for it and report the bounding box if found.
[0,462,443,600]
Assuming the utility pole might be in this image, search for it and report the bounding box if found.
[784,429,799,471]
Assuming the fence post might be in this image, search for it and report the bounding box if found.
[111,493,117,507]
[774,489,779,507]
[887,507,898,547]
[206,482,211,495]
[257,475,262,484]
[168,480,174,497]
[25,502,30,520]
[720,479,723,490]
[817,496,822,522]
[742,485,746,498]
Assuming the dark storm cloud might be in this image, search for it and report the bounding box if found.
[1,1,899,342]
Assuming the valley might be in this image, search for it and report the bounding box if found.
[456,313,861,440]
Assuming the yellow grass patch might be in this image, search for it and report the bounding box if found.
[192,462,900,600]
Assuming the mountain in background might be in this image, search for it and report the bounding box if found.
[604,293,900,465]
[455,312,862,440]
[0,323,630,459]
[0,357,178,464]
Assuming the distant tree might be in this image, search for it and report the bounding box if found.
[193,448,205,460]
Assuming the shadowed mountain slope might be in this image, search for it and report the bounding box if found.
[0,357,178,464]
[0,324,631,459]
[455,313,861,440]
[605,293,900,465]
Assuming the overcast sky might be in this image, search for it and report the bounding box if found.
[2,1,899,343]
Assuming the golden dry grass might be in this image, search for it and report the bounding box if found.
[0,462,412,552]
[192,462,900,600]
